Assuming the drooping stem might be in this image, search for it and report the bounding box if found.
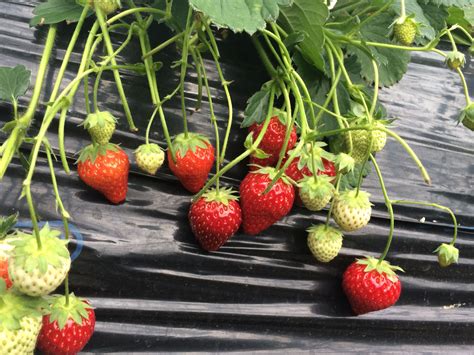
[193,85,277,201]
[92,69,103,112]
[251,35,277,77]
[145,106,160,145]
[190,49,203,110]
[106,7,168,25]
[275,83,293,170]
[325,174,341,227]
[95,6,137,131]
[197,49,220,191]
[0,25,57,179]
[457,67,471,105]
[142,32,184,59]
[369,154,395,263]
[391,200,458,245]
[400,0,406,18]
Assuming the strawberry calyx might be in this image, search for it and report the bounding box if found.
[291,141,335,175]
[80,111,117,131]
[445,51,465,70]
[298,175,335,200]
[135,143,163,155]
[306,224,343,241]
[434,243,459,267]
[201,187,239,205]
[334,153,355,173]
[0,213,18,240]
[336,189,372,209]
[77,143,121,164]
[0,289,44,331]
[9,224,70,275]
[250,166,293,186]
[44,294,93,329]
[171,132,210,157]
[356,257,404,283]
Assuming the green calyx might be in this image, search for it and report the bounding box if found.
[45,294,93,330]
[298,175,335,199]
[334,153,355,174]
[459,103,474,131]
[306,224,343,242]
[336,189,372,209]
[80,111,117,131]
[201,187,239,205]
[445,51,465,71]
[356,256,404,283]
[251,166,292,186]
[0,213,18,240]
[10,224,70,275]
[0,290,44,331]
[171,132,210,157]
[434,243,459,267]
[135,143,163,155]
[291,141,335,175]
[77,143,120,164]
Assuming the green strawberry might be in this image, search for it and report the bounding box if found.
[393,16,419,46]
[434,243,459,267]
[346,122,387,163]
[371,122,387,152]
[0,289,44,354]
[333,189,372,232]
[445,51,466,71]
[458,103,474,131]
[135,143,165,175]
[307,225,343,263]
[298,175,335,212]
[8,224,71,297]
[77,0,121,14]
[81,111,117,145]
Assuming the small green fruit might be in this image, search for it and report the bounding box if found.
[434,243,459,267]
[393,17,418,46]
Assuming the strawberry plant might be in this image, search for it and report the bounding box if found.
[0,0,472,350]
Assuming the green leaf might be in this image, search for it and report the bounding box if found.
[149,0,189,31]
[30,0,91,27]
[419,0,474,6]
[241,81,273,127]
[0,213,18,239]
[347,13,410,86]
[339,162,372,191]
[279,0,328,72]
[0,65,31,103]
[189,0,293,34]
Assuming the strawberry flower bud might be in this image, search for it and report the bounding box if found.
[434,243,459,267]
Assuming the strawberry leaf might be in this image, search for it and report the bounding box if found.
[0,213,18,240]
[30,0,92,27]
[241,81,274,127]
[279,0,328,72]
[0,65,31,104]
[189,0,293,34]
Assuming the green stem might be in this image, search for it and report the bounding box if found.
[262,32,286,72]
[179,9,195,138]
[370,59,379,118]
[197,50,220,190]
[106,7,168,25]
[370,154,395,263]
[95,6,137,131]
[190,49,203,110]
[325,174,341,227]
[400,0,406,18]
[58,22,100,174]
[457,67,471,105]
[275,83,293,170]
[0,25,57,179]
[251,35,277,78]
[446,29,458,52]
[84,76,91,114]
[93,69,103,112]
[145,106,160,145]
[201,23,234,164]
[23,182,42,249]
[193,85,277,201]
[142,32,184,59]
[390,200,458,245]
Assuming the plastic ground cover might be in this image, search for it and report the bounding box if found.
[0,1,473,352]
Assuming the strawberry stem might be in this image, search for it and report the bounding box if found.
[95,5,137,132]
[251,35,278,78]
[275,83,294,170]
[325,173,342,228]
[391,200,458,246]
[106,7,168,25]
[201,22,234,165]
[370,154,395,264]
[400,0,406,18]
[142,32,185,60]
[0,25,57,180]
[195,49,221,191]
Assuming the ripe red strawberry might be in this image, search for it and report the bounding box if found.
[239,167,295,235]
[168,133,215,193]
[77,144,129,204]
[37,294,95,355]
[248,115,297,169]
[189,188,242,251]
[0,257,12,289]
[342,257,403,315]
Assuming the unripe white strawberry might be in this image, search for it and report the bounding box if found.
[307,225,343,263]
[8,224,71,297]
[135,143,165,175]
[81,111,117,145]
[371,122,387,153]
[298,176,335,211]
[333,189,372,232]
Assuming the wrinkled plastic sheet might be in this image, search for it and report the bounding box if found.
[0,1,473,352]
